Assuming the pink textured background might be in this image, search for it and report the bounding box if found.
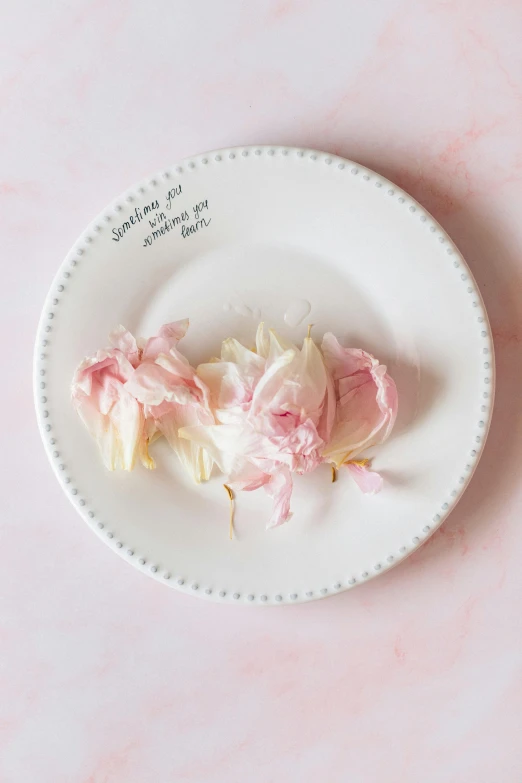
[3,1,522,780]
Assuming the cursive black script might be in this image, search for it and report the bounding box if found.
[142,210,190,247]
[165,185,182,210]
[112,200,160,241]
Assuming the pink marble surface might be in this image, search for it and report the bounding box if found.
[2,0,522,779]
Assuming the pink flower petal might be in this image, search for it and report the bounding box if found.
[264,467,293,528]
[125,363,197,407]
[321,333,398,466]
[155,402,213,483]
[108,325,140,366]
[141,318,189,361]
[345,462,383,494]
[72,345,148,471]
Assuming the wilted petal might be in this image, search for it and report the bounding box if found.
[292,336,329,422]
[226,462,271,492]
[251,336,328,431]
[108,325,140,366]
[139,416,158,470]
[156,402,213,483]
[73,381,144,471]
[179,422,266,474]
[126,335,214,482]
[73,350,135,396]
[275,418,324,474]
[255,322,270,359]
[264,467,293,528]
[141,319,189,361]
[197,339,264,412]
[267,329,297,364]
[72,348,146,471]
[321,333,398,467]
[125,363,197,407]
[321,333,369,379]
[316,363,336,443]
[345,462,383,494]
[249,349,296,419]
[221,337,265,370]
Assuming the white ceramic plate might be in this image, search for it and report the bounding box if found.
[34,146,494,605]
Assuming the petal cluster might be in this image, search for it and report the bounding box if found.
[72,321,397,528]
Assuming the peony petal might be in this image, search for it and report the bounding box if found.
[248,348,296,419]
[250,336,328,431]
[109,388,145,470]
[264,467,293,528]
[321,333,371,379]
[72,345,146,471]
[345,462,383,494]
[316,362,336,443]
[321,334,398,466]
[324,378,388,464]
[226,462,271,492]
[267,329,297,364]
[73,350,135,396]
[125,363,197,407]
[292,336,329,422]
[141,318,189,361]
[197,362,244,409]
[154,347,192,376]
[156,403,213,483]
[197,346,264,412]
[179,422,265,472]
[72,382,144,471]
[139,416,158,470]
[255,322,270,359]
[108,325,140,366]
[273,418,324,474]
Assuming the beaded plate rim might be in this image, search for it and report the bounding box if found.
[33,145,495,606]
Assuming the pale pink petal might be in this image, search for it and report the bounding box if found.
[197,356,262,411]
[139,415,158,469]
[72,346,146,471]
[316,363,336,443]
[264,467,293,528]
[255,322,270,359]
[249,349,296,419]
[179,422,268,475]
[72,381,144,471]
[155,349,197,381]
[279,420,324,474]
[290,336,330,423]
[250,336,328,431]
[345,463,383,494]
[155,402,213,483]
[321,334,398,466]
[220,337,265,371]
[108,325,140,366]
[141,318,189,361]
[226,462,271,492]
[321,333,371,379]
[109,389,145,470]
[267,329,297,364]
[125,363,197,407]
[73,350,135,395]
[325,377,388,462]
